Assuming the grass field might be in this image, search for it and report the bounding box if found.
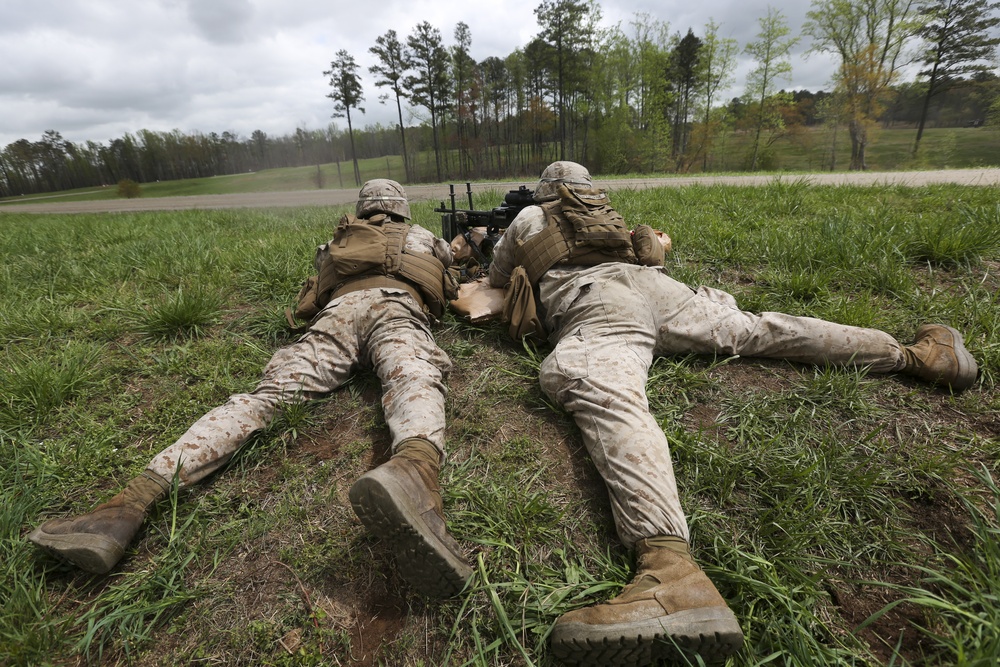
[2,182,999,666]
[705,125,1000,173]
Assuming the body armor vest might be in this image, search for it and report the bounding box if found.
[315,214,453,318]
[514,184,636,284]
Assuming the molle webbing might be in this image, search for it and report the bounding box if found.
[397,250,449,318]
[317,216,448,317]
[383,220,407,274]
[516,188,635,284]
[332,275,424,308]
[558,186,631,250]
[384,220,449,317]
[520,221,573,284]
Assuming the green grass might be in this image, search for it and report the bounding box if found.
[705,126,1000,172]
[1,183,998,665]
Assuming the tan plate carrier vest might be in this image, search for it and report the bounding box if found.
[514,184,637,284]
[314,214,453,319]
[500,184,638,343]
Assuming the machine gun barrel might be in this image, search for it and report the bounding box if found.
[435,182,534,267]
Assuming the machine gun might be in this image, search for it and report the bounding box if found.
[435,182,535,267]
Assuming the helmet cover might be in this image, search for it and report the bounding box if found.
[534,161,593,202]
[356,179,411,219]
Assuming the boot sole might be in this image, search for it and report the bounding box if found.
[919,324,978,390]
[27,527,123,575]
[349,471,473,598]
[550,606,744,666]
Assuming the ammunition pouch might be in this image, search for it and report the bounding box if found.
[501,266,546,344]
[293,275,321,320]
[294,214,453,322]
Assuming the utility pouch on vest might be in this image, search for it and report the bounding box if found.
[502,266,546,344]
[631,225,665,266]
[285,274,321,329]
[332,218,389,275]
[316,215,389,304]
[293,275,321,320]
[557,184,631,250]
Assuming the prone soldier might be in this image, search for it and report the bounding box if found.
[29,179,473,599]
[488,161,978,666]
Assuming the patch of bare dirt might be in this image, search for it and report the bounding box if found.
[828,579,936,664]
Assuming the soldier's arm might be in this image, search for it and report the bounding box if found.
[488,206,545,288]
[407,224,454,268]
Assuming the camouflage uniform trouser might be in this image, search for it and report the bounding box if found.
[147,289,451,487]
[538,264,905,547]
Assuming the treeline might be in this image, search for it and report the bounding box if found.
[0,125,422,198]
[3,0,999,197]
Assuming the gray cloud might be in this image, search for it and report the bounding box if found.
[185,0,255,44]
[0,0,931,149]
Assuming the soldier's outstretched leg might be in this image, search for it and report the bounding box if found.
[350,296,471,597]
[550,538,743,666]
[350,437,472,598]
[902,324,978,390]
[28,471,171,574]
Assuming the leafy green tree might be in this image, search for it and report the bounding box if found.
[627,14,673,171]
[324,49,365,187]
[693,19,739,171]
[36,130,70,191]
[534,0,593,160]
[504,49,533,169]
[452,22,479,178]
[480,56,510,172]
[522,37,556,162]
[369,30,412,181]
[666,29,703,163]
[588,25,639,172]
[805,0,918,170]
[744,7,799,171]
[913,0,1000,153]
[405,22,451,181]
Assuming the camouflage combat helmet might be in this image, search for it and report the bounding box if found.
[533,161,593,202]
[356,179,411,220]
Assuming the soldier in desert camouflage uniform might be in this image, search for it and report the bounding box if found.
[30,179,472,599]
[489,161,978,666]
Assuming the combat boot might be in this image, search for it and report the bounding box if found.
[349,437,473,598]
[550,537,744,666]
[903,324,978,391]
[28,470,171,574]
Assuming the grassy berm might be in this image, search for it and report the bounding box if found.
[2,182,999,666]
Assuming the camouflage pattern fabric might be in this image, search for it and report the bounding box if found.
[147,224,453,488]
[491,206,905,547]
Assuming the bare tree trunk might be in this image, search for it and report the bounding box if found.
[913,64,940,156]
[430,108,442,182]
[346,109,361,186]
[848,120,867,171]
[394,95,410,182]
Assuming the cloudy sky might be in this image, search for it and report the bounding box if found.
[2,0,850,150]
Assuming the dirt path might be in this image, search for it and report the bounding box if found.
[3,168,998,214]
